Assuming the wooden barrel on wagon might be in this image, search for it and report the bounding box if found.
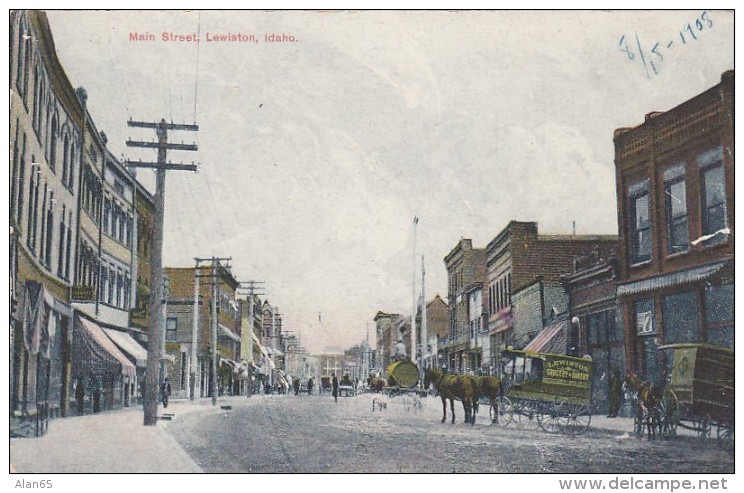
[386,360,419,389]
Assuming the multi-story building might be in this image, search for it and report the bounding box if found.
[485,221,617,372]
[237,291,264,392]
[10,10,144,432]
[561,245,622,413]
[443,239,486,373]
[613,71,734,385]
[261,301,287,387]
[165,265,242,397]
[10,10,83,433]
[69,98,141,415]
[419,294,448,370]
[373,311,401,371]
[128,176,154,330]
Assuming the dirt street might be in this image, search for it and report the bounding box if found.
[164,393,734,474]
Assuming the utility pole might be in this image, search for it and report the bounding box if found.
[420,255,427,385]
[364,322,370,380]
[126,118,198,426]
[210,258,218,406]
[238,280,265,397]
[271,307,278,388]
[160,275,170,388]
[193,256,231,406]
[189,264,200,400]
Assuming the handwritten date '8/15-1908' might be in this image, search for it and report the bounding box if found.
[619,11,713,78]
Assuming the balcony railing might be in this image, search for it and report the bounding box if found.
[71,285,95,302]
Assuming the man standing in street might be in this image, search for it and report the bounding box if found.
[607,368,622,418]
[75,377,85,416]
[332,373,339,403]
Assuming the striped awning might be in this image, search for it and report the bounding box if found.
[77,317,136,379]
[103,328,148,367]
[219,324,241,343]
[524,321,567,354]
[617,261,728,297]
[252,332,270,358]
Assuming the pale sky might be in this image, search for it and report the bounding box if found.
[44,10,734,353]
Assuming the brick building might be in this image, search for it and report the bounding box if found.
[614,71,734,385]
[420,294,448,370]
[443,239,486,373]
[561,245,622,414]
[373,311,403,371]
[165,265,242,397]
[485,221,617,373]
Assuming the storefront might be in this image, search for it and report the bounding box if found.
[102,327,148,406]
[71,316,136,414]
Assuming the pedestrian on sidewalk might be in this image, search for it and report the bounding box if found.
[607,368,622,418]
[307,377,314,396]
[75,377,85,416]
[161,377,172,408]
[332,373,339,403]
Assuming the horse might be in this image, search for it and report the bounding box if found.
[424,368,479,425]
[624,373,663,439]
[367,376,385,393]
[475,375,503,424]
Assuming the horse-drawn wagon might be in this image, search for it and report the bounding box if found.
[655,343,734,439]
[385,360,420,394]
[493,348,594,435]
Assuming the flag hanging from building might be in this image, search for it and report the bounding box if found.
[22,280,53,357]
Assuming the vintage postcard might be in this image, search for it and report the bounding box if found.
[8,8,735,487]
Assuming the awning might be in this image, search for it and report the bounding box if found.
[524,320,567,354]
[220,358,247,377]
[617,260,728,297]
[219,324,241,343]
[103,328,148,367]
[267,346,283,357]
[252,332,266,355]
[77,317,136,379]
[251,331,279,358]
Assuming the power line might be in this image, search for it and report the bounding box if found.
[193,11,201,125]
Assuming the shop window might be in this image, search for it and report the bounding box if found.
[663,163,688,254]
[704,284,734,349]
[634,298,655,336]
[628,179,651,264]
[699,147,727,246]
[166,318,178,342]
[587,310,618,347]
[662,291,700,344]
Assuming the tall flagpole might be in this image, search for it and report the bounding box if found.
[421,255,427,380]
[411,216,418,364]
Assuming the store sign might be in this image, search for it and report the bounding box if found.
[636,311,654,335]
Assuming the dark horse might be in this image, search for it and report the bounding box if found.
[424,368,479,425]
[474,375,503,424]
[367,376,385,393]
[624,373,663,439]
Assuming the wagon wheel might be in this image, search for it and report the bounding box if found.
[516,401,541,430]
[716,425,734,441]
[537,402,564,434]
[658,389,679,438]
[696,414,712,439]
[561,403,592,436]
[489,396,514,427]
